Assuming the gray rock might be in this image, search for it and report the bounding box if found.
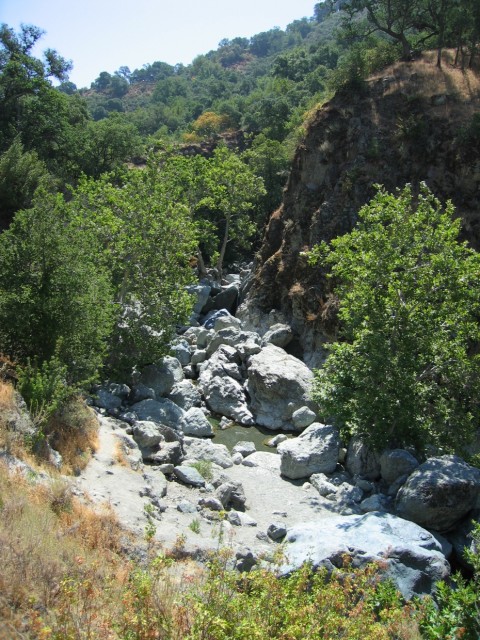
[183,436,233,469]
[360,494,392,513]
[232,441,256,458]
[168,380,202,411]
[173,465,206,487]
[228,511,242,526]
[177,499,197,514]
[191,349,207,366]
[180,407,213,437]
[214,314,242,332]
[198,496,224,511]
[380,449,419,486]
[267,522,287,541]
[198,345,243,388]
[157,463,174,475]
[278,423,340,480]
[143,470,168,499]
[235,547,257,572]
[187,283,211,316]
[241,451,281,473]
[291,406,317,430]
[261,323,293,348]
[138,357,184,397]
[132,421,165,449]
[247,345,316,431]
[149,441,183,466]
[131,398,185,429]
[310,473,338,497]
[203,309,234,329]
[94,388,122,411]
[212,285,239,313]
[232,452,243,465]
[204,376,254,426]
[283,512,450,599]
[2,391,36,438]
[196,328,211,349]
[266,434,288,448]
[345,437,381,480]
[130,383,155,403]
[395,456,480,532]
[171,340,192,366]
[116,432,143,470]
[215,481,236,508]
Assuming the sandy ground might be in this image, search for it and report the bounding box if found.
[75,415,333,559]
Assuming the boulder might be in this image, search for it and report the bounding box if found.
[267,522,287,541]
[261,323,294,349]
[150,441,183,466]
[232,441,256,458]
[214,314,242,332]
[115,432,143,470]
[173,465,206,488]
[168,380,202,411]
[130,398,185,429]
[204,376,254,426]
[198,345,243,388]
[183,436,233,469]
[211,284,239,313]
[129,383,155,403]
[203,309,234,330]
[292,406,317,430]
[93,388,122,411]
[171,340,192,366]
[241,451,281,473]
[143,469,168,500]
[235,547,257,572]
[380,449,419,486]
[132,421,165,449]
[395,456,480,532]
[137,357,184,397]
[283,512,450,599]
[187,283,211,317]
[247,345,316,430]
[180,407,213,437]
[345,437,381,480]
[278,423,340,480]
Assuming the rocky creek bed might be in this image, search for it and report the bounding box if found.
[72,269,480,599]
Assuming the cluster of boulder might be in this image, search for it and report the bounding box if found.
[88,270,480,598]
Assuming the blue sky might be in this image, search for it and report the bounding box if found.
[1,0,317,88]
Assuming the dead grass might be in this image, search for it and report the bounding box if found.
[45,396,99,474]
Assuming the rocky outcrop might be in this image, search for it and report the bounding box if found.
[245,59,480,361]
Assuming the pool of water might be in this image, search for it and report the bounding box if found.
[209,418,290,453]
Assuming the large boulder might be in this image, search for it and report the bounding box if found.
[345,437,381,480]
[198,345,243,388]
[247,344,316,430]
[130,398,185,430]
[180,407,213,437]
[137,357,184,398]
[278,423,340,479]
[380,449,419,486]
[282,512,450,599]
[167,380,202,411]
[204,376,254,426]
[395,455,480,532]
[183,436,233,468]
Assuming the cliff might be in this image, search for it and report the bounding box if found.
[245,53,480,364]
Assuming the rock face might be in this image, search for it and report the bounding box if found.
[283,512,450,599]
[247,344,316,430]
[395,456,480,532]
[278,423,340,479]
[244,60,480,361]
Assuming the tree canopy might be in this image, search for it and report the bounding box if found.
[311,184,480,453]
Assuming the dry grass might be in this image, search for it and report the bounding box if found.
[0,380,14,409]
[45,396,99,474]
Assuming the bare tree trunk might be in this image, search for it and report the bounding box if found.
[437,46,443,68]
[216,217,229,278]
[196,248,207,279]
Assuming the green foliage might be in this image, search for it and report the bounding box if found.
[189,459,214,481]
[0,189,115,384]
[312,184,480,452]
[189,518,201,534]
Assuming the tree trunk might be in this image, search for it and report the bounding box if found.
[216,216,229,278]
[436,46,443,68]
[196,248,207,279]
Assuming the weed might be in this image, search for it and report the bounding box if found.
[189,518,201,534]
[189,459,213,481]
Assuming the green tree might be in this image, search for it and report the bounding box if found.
[0,189,114,383]
[311,184,480,452]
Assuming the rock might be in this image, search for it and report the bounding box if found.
[345,437,381,480]
[380,449,419,486]
[283,512,450,599]
[132,421,165,449]
[149,441,183,466]
[116,432,143,470]
[157,463,174,475]
[180,407,213,437]
[130,383,155,403]
[360,494,392,513]
[1,391,36,438]
[278,423,340,480]
[206,327,241,358]
[191,349,207,366]
[137,357,184,398]
[247,345,316,431]
[143,469,168,499]
[395,456,480,532]
[198,345,243,388]
[196,328,211,349]
[93,388,122,411]
[214,314,242,332]
[232,452,243,465]
[168,380,202,411]
[235,547,257,572]
[198,496,223,511]
[267,522,287,541]
[183,436,233,469]
[187,283,211,317]
[262,323,294,348]
[228,511,242,526]
[310,473,338,497]
[241,451,281,473]
[203,309,234,330]
[291,406,317,430]
[266,434,288,448]
[232,441,256,458]
[204,376,254,426]
[130,398,185,430]
[171,340,192,366]
[173,465,206,488]
[212,285,239,313]
[177,499,197,514]
[214,481,235,508]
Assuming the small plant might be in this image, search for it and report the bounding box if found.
[189,518,201,534]
[189,459,213,481]
[144,503,157,543]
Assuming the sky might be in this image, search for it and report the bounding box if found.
[1,0,317,88]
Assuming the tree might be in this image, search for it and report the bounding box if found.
[311,184,480,453]
[0,188,114,384]
[197,146,265,275]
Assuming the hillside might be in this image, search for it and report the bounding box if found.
[245,52,480,365]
